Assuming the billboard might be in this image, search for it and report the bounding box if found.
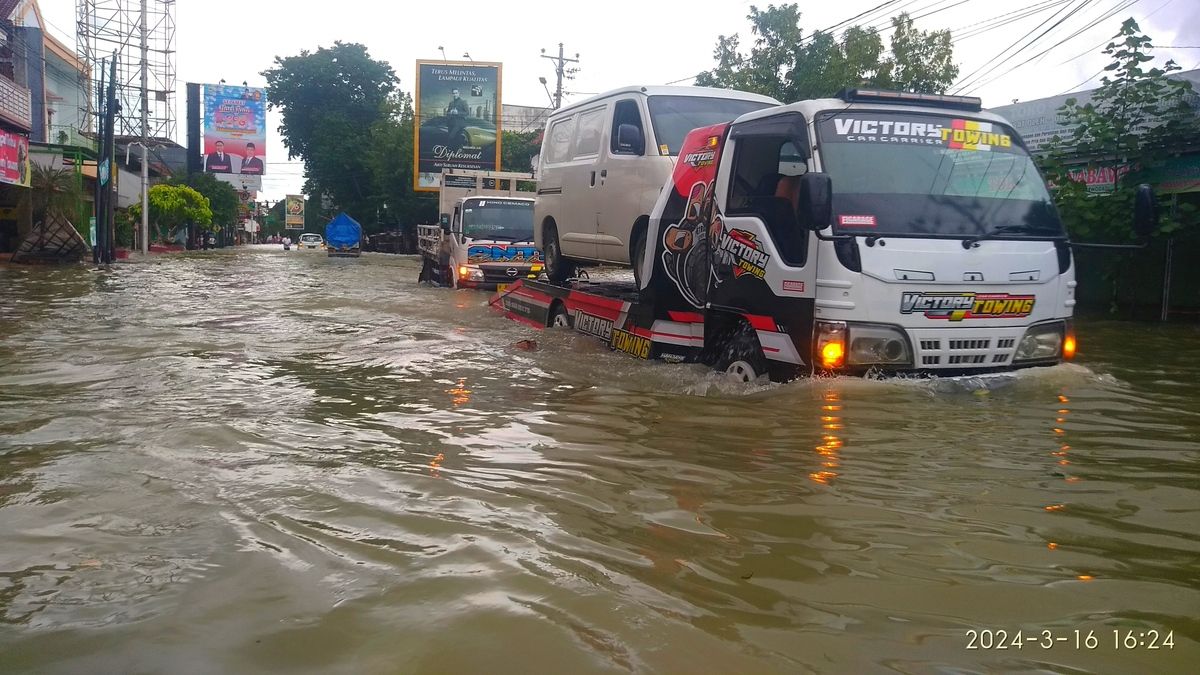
[285,194,305,229]
[203,84,267,175]
[414,61,502,191]
[0,130,29,187]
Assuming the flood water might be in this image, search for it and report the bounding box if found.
[1,247,1197,674]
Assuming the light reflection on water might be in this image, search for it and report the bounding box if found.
[0,249,1197,673]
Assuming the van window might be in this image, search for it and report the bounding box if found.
[647,95,775,156]
[573,106,606,158]
[545,116,576,164]
[610,99,644,155]
[726,135,809,266]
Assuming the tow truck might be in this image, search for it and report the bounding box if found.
[418,169,541,291]
[495,89,1156,381]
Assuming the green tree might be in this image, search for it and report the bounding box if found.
[695,6,958,101]
[1041,19,1199,242]
[29,163,83,225]
[129,184,213,242]
[171,172,240,231]
[501,130,540,173]
[362,91,437,233]
[263,42,397,223]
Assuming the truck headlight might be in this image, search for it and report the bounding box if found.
[460,265,484,282]
[1013,321,1065,362]
[847,323,912,366]
[815,321,847,370]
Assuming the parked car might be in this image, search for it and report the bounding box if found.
[298,233,324,250]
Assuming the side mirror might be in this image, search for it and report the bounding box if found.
[616,124,644,155]
[798,172,832,231]
[439,213,450,227]
[1133,183,1157,240]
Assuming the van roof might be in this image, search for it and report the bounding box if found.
[733,98,1017,126]
[552,85,781,116]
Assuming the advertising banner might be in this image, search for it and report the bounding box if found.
[285,194,305,229]
[414,61,502,191]
[203,84,267,176]
[0,130,30,187]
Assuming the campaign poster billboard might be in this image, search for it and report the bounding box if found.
[203,84,267,176]
[414,61,502,191]
[0,130,29,187]
[285,194,305,229]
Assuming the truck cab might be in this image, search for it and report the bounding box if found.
[451,195,539,290]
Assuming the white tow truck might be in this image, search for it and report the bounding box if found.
[495,88,1156,381]
[418,169,541,290]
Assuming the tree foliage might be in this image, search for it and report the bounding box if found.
[263,42,400,229]
[129,184,213,241]
[29,163,82,225]
[170,172,240,230]
[501,130,540,173]
[1040,19,1200,243]
[695,5,958,101]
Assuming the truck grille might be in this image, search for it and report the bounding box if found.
[911,329,1023,370]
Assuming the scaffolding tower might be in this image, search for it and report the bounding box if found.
[76,0,176,141]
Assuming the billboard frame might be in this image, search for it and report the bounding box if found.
[413,60,503,192]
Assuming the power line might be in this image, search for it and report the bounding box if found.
[951,0,1100,94]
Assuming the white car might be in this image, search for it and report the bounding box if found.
[298,233,324,250]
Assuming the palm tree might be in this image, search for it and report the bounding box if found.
[29,163,83,226]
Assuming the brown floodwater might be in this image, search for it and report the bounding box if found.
[1,247,1197,674]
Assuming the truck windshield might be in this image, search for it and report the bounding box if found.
[648,96,775,156]
[461,199,534,241]
[816,111,1064,238]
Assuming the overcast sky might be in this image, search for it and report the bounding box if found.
[41,0,1200,202]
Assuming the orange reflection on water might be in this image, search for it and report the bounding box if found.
[446,377,472,406]
[429,452,445,478]
[810,389,844,485]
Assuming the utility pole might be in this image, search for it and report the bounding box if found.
[540,43,579,109]
[139,0,149,255]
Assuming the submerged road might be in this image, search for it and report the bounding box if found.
[1,247,1197,673]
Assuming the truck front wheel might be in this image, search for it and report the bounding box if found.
[543,223,572,284]
[717,322,767,383]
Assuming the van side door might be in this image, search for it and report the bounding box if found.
[594,97,651,263]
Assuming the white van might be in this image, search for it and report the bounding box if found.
[534,85,780,283]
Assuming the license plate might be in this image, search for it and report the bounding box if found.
[496,283,509,293]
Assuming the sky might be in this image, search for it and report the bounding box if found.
[40,0,1200,202]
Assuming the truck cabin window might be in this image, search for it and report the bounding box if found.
[727,136,811,266]
[647,96,775,156]
[461,200,535,242]
[816,111,1064,238]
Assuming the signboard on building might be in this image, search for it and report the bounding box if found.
[413,60,502,191]
[203,84,267,176]
[285,194,305,229]
[0,130,30,187]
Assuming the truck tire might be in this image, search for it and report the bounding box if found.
[631,227,648,290]
[717,322,767,383]
[543,224,572,284]
[548,302,571,328]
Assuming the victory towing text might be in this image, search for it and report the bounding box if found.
[965,628,1174,650]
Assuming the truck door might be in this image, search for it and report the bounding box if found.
[711,113,818,369]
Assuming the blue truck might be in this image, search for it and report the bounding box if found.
[325,212,363,257]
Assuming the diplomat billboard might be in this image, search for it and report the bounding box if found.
[203,84,267,176]
[414,61,502,191]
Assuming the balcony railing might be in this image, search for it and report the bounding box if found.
[48,125,98,151]
[0,76,32,130]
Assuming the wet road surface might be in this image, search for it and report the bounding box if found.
[1,247,1198,673]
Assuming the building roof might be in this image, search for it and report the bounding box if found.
[0,0,20,23]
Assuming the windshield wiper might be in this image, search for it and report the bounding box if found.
[962,224,1064,249]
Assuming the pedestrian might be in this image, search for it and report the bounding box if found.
[438,224,456,288]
